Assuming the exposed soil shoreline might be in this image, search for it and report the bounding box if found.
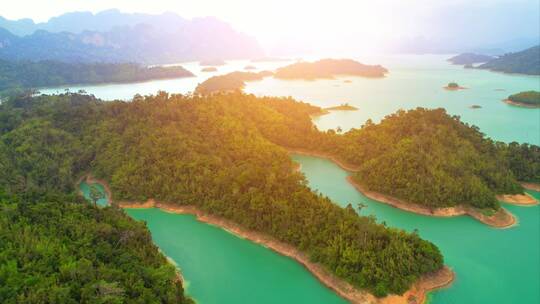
[347,176,516,228]
[287,149,528,228]
[78,174,454,304]
[502,99,540,108]
[521,182,540,192]
[443,86,467,90]
[496,193,538,206]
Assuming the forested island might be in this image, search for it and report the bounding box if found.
[0,60,194,94]
[477,45,540,75]
[504,91,540,108]
[313,103,359,117]
[0,92,450,301]
[447,53,494,65]
[325,103,359,111]
[195,71,273,95]
[274,59,388,80]
[443,82,465,90]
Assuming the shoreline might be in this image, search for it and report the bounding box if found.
[80,174,454,304]
[287,148,532,228]
[521,182,540,192]
[496,193,538,206]
[443,86,466,91]
[346,176,516,228]
[502,99,540,108]
[120,200,454,304]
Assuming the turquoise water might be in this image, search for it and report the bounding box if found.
[78,181,109,206]
[245,54,540,145]
[126,209,347,304]
[39,60,292,100]
[292,154,540,304]
[43,55,539,144]
[79,181,346,304]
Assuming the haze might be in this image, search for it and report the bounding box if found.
[2,0,539,55]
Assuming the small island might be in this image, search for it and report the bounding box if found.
[469,105,482,109]
[244,65,256,70]
[199,59,226,66]
[325,103,358,111]
[195,71,273,95]
[201,67,218,72]
[274,58,388,80]
[444,82,466,90]
[503,91,540,108]
[447,53,494,65]
[312,103,359,117]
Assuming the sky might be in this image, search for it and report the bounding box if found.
[1,0,539,55]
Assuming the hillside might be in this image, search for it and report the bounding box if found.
[477,45,540,75]
[0,94,193,303]
[0,92,445,298]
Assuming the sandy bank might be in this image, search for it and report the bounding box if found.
[502,99,540,108]
[347,176,516,228]
[497,193,538,206]
[521,182,540,192]
[443,86,466,91]
[120,199,453,304]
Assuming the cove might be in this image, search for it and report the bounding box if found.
[79,181,347,304]
[292,154,540,303]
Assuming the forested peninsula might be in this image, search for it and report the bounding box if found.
[477,45,540,75]
[0,92,448,301]
[0,60,194,94]
[274,59,388,80]
[277,107,539,226]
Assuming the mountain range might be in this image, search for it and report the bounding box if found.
[0,10,263,64]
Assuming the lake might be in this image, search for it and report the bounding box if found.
[74,55,540,303]
[42,55,540,145]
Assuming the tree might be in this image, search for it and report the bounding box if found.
[89,184,105,208]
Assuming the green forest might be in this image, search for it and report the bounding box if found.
[0,92,445,298]
[0,94,193,303]
[259,105,538,210]
[0,60,194,94]
[1,91,537,300]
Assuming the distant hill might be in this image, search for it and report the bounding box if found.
[0,11,263,64]
[477,46,540,75]
[0,60,194,93]
[447,53,494,65]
